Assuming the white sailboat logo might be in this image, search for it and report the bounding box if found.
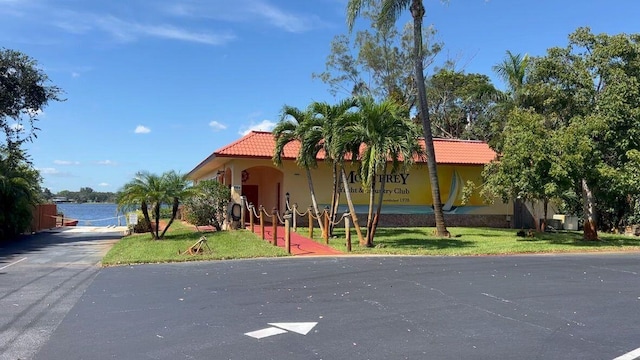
[443,170,463,213]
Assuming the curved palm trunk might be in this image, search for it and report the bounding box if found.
[582,179,598,241]
[341,166,365,245]
[329,162,340,237]
[365,173,376,247]
[153,203,161,240]
[370,162,389,244]
[160,197,179,239]
[306,168,325,234]
[140,201,155,239]
[411,0,448,237]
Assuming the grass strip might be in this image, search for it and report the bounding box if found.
[301,226,640,256]
[102,221,289,266]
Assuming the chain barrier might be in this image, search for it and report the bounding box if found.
[329,212,350,227]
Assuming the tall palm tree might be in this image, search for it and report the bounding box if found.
[308,98,359,236]
[117,171,165,240]
[159,171,194,239]
[347,0,449,236]
[493,50,529,103]
[340,97,423,246]
[273,105,325,234]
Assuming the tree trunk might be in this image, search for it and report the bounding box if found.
[329,162,340,237]
[411,0,448,237]
[365,172,376,247]
[582,179,598,241]
[141,201,155,239]
[370,162,389,245]
[153,203,161,240]
[341,166,365,245]
[160,197,179,238]
[542,198,549,232]
[306,168,325,234]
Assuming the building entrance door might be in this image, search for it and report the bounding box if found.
[242,185,259,222]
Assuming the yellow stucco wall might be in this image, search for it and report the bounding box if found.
[195,158,512,216]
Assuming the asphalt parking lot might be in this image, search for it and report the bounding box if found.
[3,234,637,360]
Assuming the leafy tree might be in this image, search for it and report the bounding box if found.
[0,49,61,240]
[0,148,41,240]
[347,0,450,236]
[183,179,230,231]
[515,28,640,239]
[481,109,563,231]
[427,68,500,140]
[1,49,62,148]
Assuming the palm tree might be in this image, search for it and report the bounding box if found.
[308,98,359,236]
[159,171,194,239]
[117,171,165,240]
[339,97,423,246]
[273,105,325,234]
[492,50,529,98]
[347,0,449,236]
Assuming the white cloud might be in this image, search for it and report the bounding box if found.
[248,1,324,33]
[39,167,59,175]
[134,125,151,134]
[98,182,110,187]
[97,160,117,166]
[167,0,329,33]
[54,160,80,165]
[93,14,236,45]
[239,119,276,136]
[71,72,81,78]
[37,167,73,177]
[209,120,227,131]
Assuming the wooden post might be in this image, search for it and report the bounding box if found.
[249,204,254,233]
[292,203,298,232]
[308,206,313,239]
[345,213,351,252]
[323,208,329,244]
[240,196,246,229]
[272,208,278,246]
[284,211,291,254]
[259,205,265,240]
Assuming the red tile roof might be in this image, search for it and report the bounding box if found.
[213,131,496,165]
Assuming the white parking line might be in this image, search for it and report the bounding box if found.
[614,347,640,360]
[0,257,28,270]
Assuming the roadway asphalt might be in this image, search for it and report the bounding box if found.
[2,228,640,360]
[0,227,123,360]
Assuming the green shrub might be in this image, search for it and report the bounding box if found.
[183,180,230,231]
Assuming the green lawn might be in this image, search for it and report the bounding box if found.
[103,221,640,266]
[302,226,640,256]
[101,221,289,266]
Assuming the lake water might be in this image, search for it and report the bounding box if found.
[56,203,125,226]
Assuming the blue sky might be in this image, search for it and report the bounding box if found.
[1,0,638,193]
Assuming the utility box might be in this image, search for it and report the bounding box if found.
[552,214,579,230]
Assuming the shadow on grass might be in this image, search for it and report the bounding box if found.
[518,231,640,247]
[385,238,474,250]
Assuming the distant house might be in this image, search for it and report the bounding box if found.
[187,131,515,228]
[51,196,70,203]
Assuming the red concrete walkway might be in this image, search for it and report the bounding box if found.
[249,224,343,256]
